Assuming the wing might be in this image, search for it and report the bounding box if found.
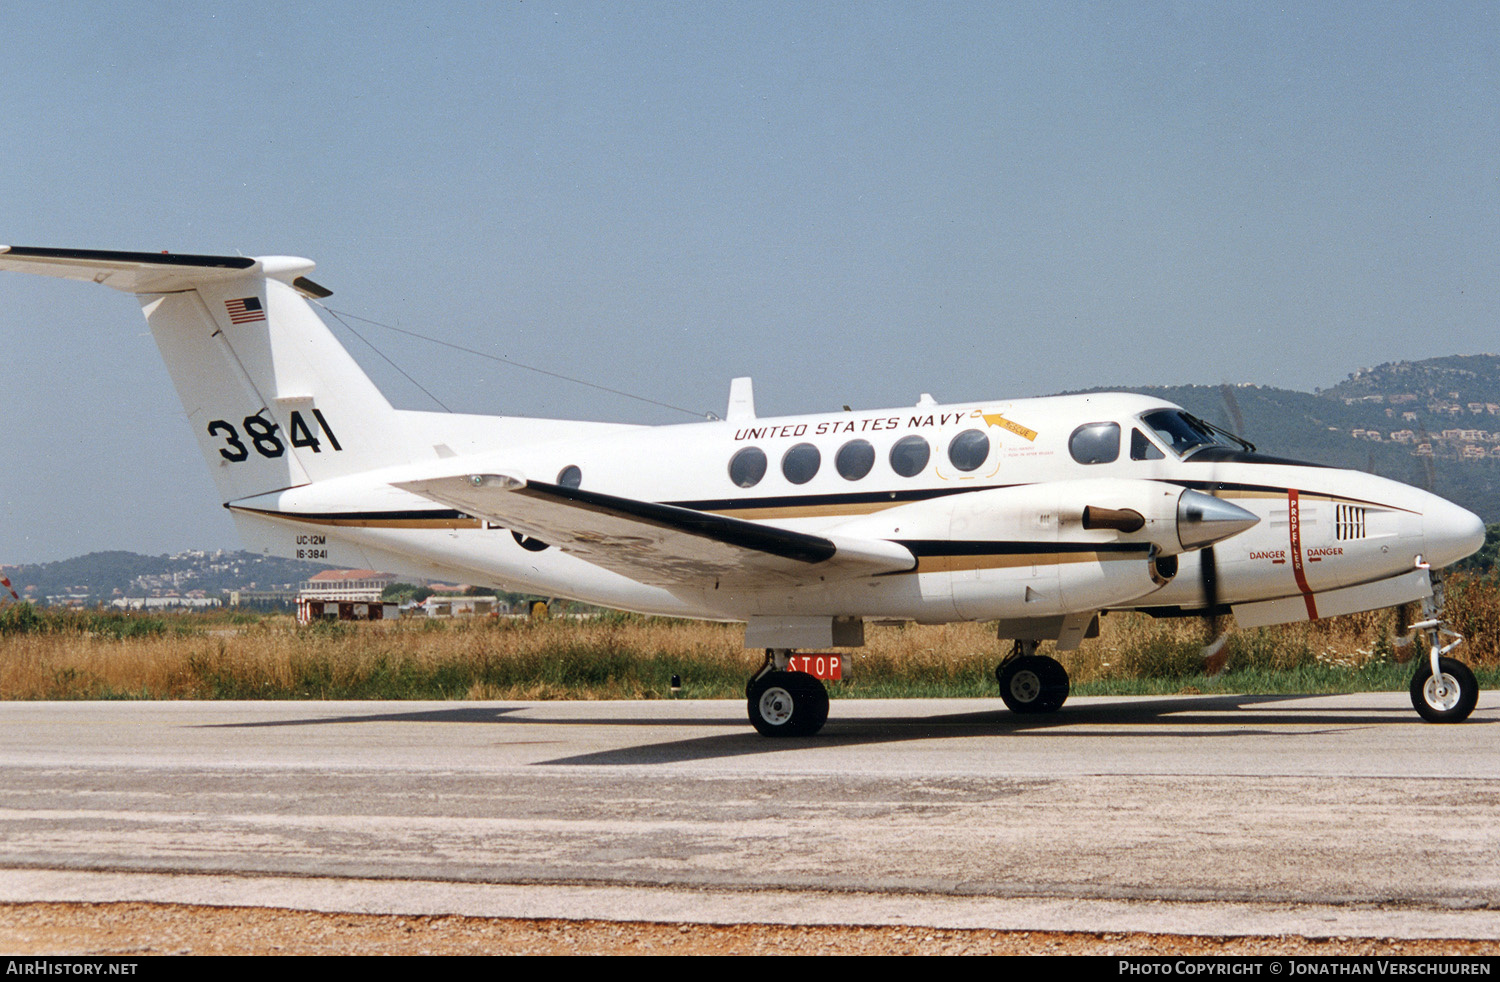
[394,473,916,588]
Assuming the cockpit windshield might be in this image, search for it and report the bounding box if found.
[1140,409,1252,459]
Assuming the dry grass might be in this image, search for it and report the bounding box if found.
[3,574,1499,701]
[0,612,753,700]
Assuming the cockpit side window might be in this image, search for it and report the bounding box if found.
[1069,422,1120,464]
[1130,428,1164,460]
[1140,409,1241,458]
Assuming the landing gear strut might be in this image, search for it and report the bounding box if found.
[746,649,830,737]
[995,640,1070,714]
[1408,573,1479,723]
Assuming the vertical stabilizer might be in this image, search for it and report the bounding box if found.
[0,247,417,502]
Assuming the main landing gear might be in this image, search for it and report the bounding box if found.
[1408,574,1480,724]
[995,640,1070,714]
[746,649,830,737]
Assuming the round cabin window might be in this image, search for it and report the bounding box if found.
[781,443,822,485]
[835,439,876,481]
[947,429,991,472]
[889,435,931,478]
[728,447,768,488]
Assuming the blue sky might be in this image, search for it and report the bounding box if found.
[1,2,1496,563]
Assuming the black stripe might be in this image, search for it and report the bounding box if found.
[234,507,470,521]
[4,246,258,269]
[1185,447,1329,468]
[1165,480,1408,511]
[898,540,1153,557]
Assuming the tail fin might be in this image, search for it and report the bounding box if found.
[0,246,415,502]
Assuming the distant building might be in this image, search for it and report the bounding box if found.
[297,598,400,624]
[296,570,401,624]
[298,570,398,603]
[420,595,500,618]
[109,596,222,610]
[229,588,298,606]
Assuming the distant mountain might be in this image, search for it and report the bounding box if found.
[1082,354,1500,522]
[0,550,332,604]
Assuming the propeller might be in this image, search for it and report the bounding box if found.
[1391,422,1438,660]
[1390,601,1417,663]
[1219,384,1247,443]
[1414,422,1437,493]
[1204,382,1242,677]
[1200,544,1231,675]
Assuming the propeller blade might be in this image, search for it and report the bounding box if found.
[1220,383,1247,440]
[1202,630,1231,676]
[1391,602,1416,663]
[1199,544,1231,675]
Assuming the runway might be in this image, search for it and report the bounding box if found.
[1,694,1498,939]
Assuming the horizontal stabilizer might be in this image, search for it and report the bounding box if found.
[0,246,330,297]
[395,473,916,588]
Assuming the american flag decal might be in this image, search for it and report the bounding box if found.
[225,296,266,324]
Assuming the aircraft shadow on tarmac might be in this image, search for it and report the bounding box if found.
[203,693,1488,765]
[541,695,1491,766]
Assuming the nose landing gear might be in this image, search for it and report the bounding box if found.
[1408,573,1480,723]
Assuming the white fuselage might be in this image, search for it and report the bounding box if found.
[228,391,1483,628]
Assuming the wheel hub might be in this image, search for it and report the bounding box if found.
[1424,674,1461,712]
[1009,669,1041,704]
[758,687,794,725]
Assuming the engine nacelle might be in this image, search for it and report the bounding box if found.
[942,478,1257,558]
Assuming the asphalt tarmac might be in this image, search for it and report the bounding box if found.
[1,693,1497,939]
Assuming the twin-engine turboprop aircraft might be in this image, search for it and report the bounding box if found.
[1,246,1487,733]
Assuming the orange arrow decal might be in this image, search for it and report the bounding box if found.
[980,412,1037,442]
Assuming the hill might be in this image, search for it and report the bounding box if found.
[0,550,331,605]
[1082,354,1500,522]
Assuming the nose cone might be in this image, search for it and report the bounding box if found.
[1177,490,1261,550]
[1423,496,1487,569]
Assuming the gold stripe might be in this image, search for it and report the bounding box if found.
[914,551,1138,573]
[710,500,906,520]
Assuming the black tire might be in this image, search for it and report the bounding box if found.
[996,655,1070,714]
[1410,656,1479,723]
[747,670,829,737]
